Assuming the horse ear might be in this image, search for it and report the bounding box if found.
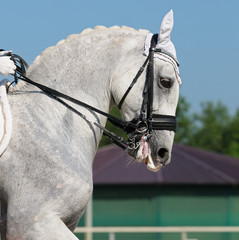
[157,10,174,44]
[156,9,177,58]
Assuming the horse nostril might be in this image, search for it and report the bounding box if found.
[157,148,169,165]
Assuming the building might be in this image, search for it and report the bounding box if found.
[76,144,239,240]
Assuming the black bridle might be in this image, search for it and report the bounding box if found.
[118,34,178,141]
[7,34,179,150]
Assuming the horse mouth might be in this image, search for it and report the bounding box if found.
[129,138,164,172]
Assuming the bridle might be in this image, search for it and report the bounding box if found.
[6,34,179,150]
[117,34,179,146]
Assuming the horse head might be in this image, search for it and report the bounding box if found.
[112,10,181,172]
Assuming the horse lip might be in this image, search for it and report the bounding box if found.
[144,156,163,172]
[146,162,163,172]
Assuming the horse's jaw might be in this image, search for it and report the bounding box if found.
[132,140,164,172]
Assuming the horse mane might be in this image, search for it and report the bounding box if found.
[29,26,149,72]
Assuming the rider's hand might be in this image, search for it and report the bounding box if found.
[0,51,16,76]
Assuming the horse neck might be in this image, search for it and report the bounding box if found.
[20,28,147,160]
[26,28,147,114]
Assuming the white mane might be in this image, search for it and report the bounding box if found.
[30,26,149,74]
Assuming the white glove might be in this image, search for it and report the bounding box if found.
[0,51,16,76]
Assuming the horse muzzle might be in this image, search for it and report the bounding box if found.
[127,135,170,172]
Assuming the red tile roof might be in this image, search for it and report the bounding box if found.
[93,144,239,185]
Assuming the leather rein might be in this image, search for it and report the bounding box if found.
[8,34,178,150]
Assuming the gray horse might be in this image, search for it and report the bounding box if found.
[0,10,180,240]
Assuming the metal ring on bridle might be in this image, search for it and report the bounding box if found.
[136,121,148,133]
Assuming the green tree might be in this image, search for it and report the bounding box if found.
[223,109,239,157]
[99,106,126,148]
[175,96,195,144]
[191,101,230,153]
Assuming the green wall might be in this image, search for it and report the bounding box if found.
[76,185,239,240]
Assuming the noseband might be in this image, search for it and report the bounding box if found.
[8,34,179,150]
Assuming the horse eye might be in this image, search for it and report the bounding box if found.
[160,78,171,89]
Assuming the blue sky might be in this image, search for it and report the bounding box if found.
[2,0,239,114]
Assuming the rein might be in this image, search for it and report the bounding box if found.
[9,34,178,150]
